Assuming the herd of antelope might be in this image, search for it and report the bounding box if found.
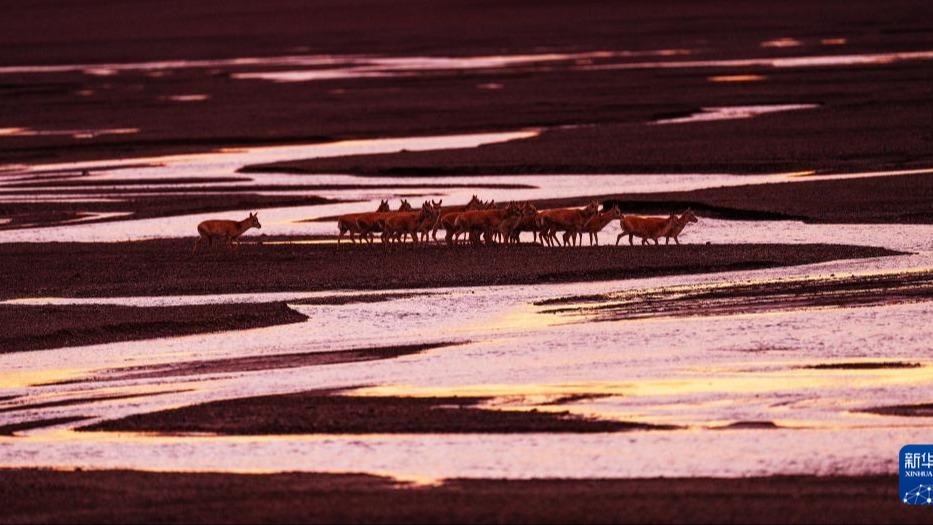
[334,195,699,246]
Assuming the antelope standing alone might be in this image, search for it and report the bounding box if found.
[193,212,261,253]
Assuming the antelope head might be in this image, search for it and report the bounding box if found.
[682,208,699,223]
[376,200,391,212]
[466,194,482,209]
[521,202,538,217]
[504,201,522,218]
[398,199,413,211]
[246,212,261,230]
[419,200,442,223]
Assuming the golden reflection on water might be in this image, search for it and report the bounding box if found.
[547,267,933,325]
[708,74,766,82]
[0,369,86,389]
[456,304,561,334]
[352,361,933,405]
[247,239,335,246]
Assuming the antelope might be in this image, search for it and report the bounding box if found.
[508,203,541,244]
[664,208,699,244]
[356,200,412,243]
[537,201,600,247]
[499,202,537,244]
[444,199,495,245]
[431,194,483,242]
[383,200,442,243]
[452,201,519,246]
[336,200,390,244]
[616,212,677,246]
[416,200,444,242]
[578,205,622,246]
[193,212,261,253]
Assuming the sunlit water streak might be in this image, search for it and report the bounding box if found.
[7,47,921,85]
[0,50,692,88]
[653,104,819,124]
[578,50,933,71]
[0,50,688,77]
[0,127,139,139]
[228,50,690,83]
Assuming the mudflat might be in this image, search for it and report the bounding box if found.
[0,302,307,354]
[536,270,933,321]
[593,174,933,224]
[0,240,898,300]
[0,469,924,524]
[80,390,668,435]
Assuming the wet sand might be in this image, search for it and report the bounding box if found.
[538,270,933,321]
[0,240,898,300]
[803,362,921,370]
[860,403,933,417]
[0,303,307,353]
[0,469,923,524]
[0,417,90,436]
[51,342,463,385]
[600,173,933,223]
[81,391,666,434]
[2,1,932,173]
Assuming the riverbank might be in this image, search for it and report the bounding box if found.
[0,241,898,300]
[0,469,921,524]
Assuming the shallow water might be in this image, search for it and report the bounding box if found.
[3,227,933,480]
[229,50,690,83]
[4,128,931,243]
[2,126,933,481]
[2,267,933,480]
[0,127,139,139]
[580,50,933,71]
[4,47,931,89]
[0,50,690,84]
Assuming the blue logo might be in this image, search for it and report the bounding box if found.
[900,444,933,505]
